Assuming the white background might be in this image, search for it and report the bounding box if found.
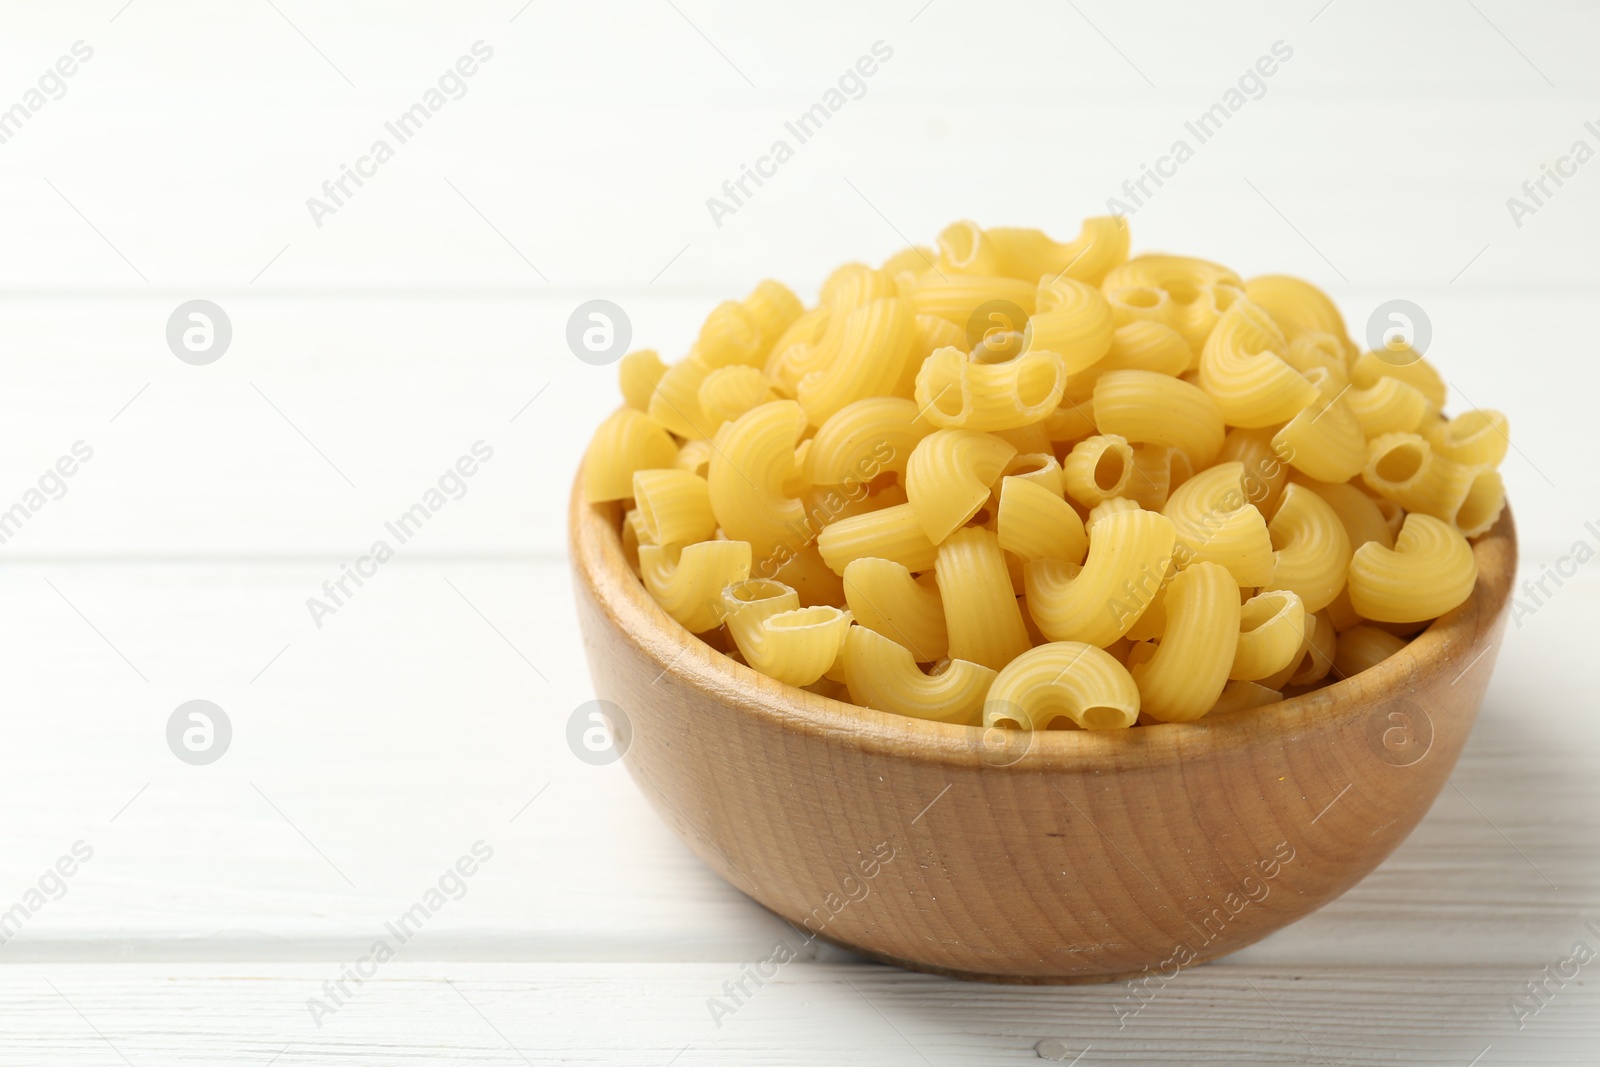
[1,0,1597,1063]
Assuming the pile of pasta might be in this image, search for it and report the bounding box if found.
[582,217,1509,731]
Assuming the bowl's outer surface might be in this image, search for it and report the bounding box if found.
[569,476,1517,982]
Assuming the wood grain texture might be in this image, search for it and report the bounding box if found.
[572,470,1517,982]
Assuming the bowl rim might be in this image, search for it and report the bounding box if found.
[569,468,1517,771]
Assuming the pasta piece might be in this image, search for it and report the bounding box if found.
[1362,432,1434,502]
[620,507,649,570]
[741,279,805,354]
[895,313,970,397]
[1198,300,1320,427]
[698,365,779,429]
[935,216,1129,285]
[1086,496,1142,529]
[1347,513,1478,623]
[1230,589,1308,682]
[1453,468,1506,538]
[618,349,668,411]
[1362,433,1506,536]
[708,401,810,559]
[882,245,938,281]
[1105,285,1172,329]
[1346,377,1431,438]
[736,604,853,687]
[1093,369,1225,467]
[971,329,1028,366]
[1264,483,1351,614]
[1062,435,1136,508]
[1350,349,1448,411]
[1243,274,1352,352]
[935,528,1033,671]
[1288,610,1339,686]
[632,469,717,547]
[764,305,831,393]
[1022,278,1116,373]
[1294,478,1394,551]
[1273,381,1367,484]
[1101,254,1244,351]
[1083,320,1194,382]
[1425,409,1510,468]
[842,625,992,724]
[995,451,1065,499]
[1123,444,1190,511]
[842,558,949,662]
[639,539,752,633]
[721,578,801,654]
[914,347,1068,431]
[995,476,1089,565]
[648,355,718,439]
[905,429,1017,543]
[1024,508,1176,645]
[1333,624,1408,679]
[675,439,714,479]
[695,300,766,368]
[904,274,1037,327]
[806,397,930,486]
[1281,332,1351,389]
[763,543,847,607]
[583,408,678,502]
[1215,427,1290,517]
[984,642,1140,730]
[820,262,898,310]
[1323,584,1362,633]
[1131,562,1241,722]
[797,298,917,426]
[1162,461,1274,586]
[816,503,939,575]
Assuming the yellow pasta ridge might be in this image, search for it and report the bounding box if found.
[738,604,853,687]
[996,476,1088,565]
[1024,278,1116,373]
[1023,508,1176,646]
[935,217,1129,285]
[1265,483,1352,614]
[843,625,993,724]
[1243,274,1351,350]
[984,641,1140,730]
[1093,369,1225,468]
[842,557,949,663]
[1347,513,1478,623]
[805,397,929,485]
[797,297,917,426]
[934,527,1032,671]
[915,347,1068,432]
[639,539,752,633]
[1230,589,1307,682]
[708,400,810,559]
[1132,562,1241,723]
[582,408,678,503]
[1162,461,1274,587]
[816,502,939,575]
[905,429,1017,543]
[1197,300,1319,428]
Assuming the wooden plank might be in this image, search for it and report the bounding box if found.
[1,962,1596,1065]
[0,560,1592,965]
[0,293,1588,559]
[0,4,1595,291]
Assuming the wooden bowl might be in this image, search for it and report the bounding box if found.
[569,474,1517,983]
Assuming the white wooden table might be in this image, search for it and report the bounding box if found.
[2,1,1597,1062]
